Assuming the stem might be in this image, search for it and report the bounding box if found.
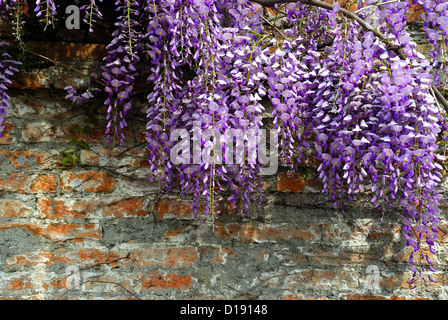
[89,0,94,31]
[355,0,399,14]
[126,0,134,57]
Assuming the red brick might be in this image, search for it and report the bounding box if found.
[37,198,89,219]
[7,251,73,269]
[10,68,90,90]
[407,4,424,23]
[102,197,148,217]
[38,196,149,219]
[154,199,193,219]
[164,247,200,267]
[215,222,319,242]
[0,200,32,218]
[22,121,64,142]
[0,174,31,193]
[29,175,58,193]
[284,270,358,290]
[8,276,34,291]
[46,223,102,241]
[11,69,50,90]
[60,170,115,193]
[141,272,192,290]
[41,275,68,291]
[277,173,310,192]
[26,41,106,61]
[0,122,15,145]
[0,150,46,170]
[0,222,101,241]
[124,247,199,269]
[199,245,235,264]
[77,248,121,267]
[0,173,58,194]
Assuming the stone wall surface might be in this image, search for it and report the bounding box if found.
[1,2,448,300]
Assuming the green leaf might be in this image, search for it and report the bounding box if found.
[304,171,310,183]
[67,125,82,134]
[77,140,91,150]
[63,148,75,155]
[67,154,75,164]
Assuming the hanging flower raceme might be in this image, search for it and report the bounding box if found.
[34,0,57,28]
[102,0,143,149]
[300,8,445,293]
[144,0,269,222]
[416,0,448,87]
[81,0,104,32]
[64,73,102,104]
[0,42,21,137]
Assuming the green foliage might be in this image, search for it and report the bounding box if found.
[61,137,91,168]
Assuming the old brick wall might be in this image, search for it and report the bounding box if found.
[1,3,448,300]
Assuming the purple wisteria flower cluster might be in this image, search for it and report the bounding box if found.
[81,0,103,32]
[0,42,21,137]
[35,0,57,28]
[144,0,268,222]
[1,0,448,295]
[416,0,448,87]
[102,0,143,149]
[64,73,102,104]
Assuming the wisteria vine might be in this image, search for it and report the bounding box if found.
[0,0,448,295]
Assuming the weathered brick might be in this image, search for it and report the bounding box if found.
[198,245,235,264]
[283,270,359,290]
[8,276,34,291]
[123,247,199,269]
[141,272,192,290]
[22,121,64,142]
[10,67,92,90]
[0,222,101,241]
[29,175,59,193]
[6,251,73,270]
[154,199,193,219]
[0,150,47,170]
[8,94,80,119]
[41,275,68,291]
[102,197,148,217]
[215,222,319,243]
[60,170,115,193]
[37,196,149,219]
[0,173,58,194]
[277,172,310,192]
[26,41,106,61]
[0,200,32,218]
[341,294,425,300]
[37,197,90,219]
[77,248,121,267]
[0,122,15,145]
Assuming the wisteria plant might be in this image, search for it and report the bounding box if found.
[0,0,448,295]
